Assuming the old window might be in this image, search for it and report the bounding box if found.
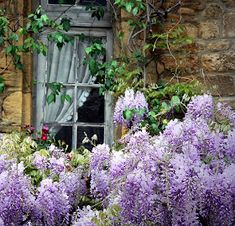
[33,0,113,149]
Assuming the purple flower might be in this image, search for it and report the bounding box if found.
[0,163,35,225]
[113,89,148,127]
[90,144,111,199]
[32,153,48,170]
[49,156,65,174]
[72,206,98,226]
[186,94,213,120]
[33,179,70,226]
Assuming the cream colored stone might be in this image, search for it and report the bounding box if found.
[22,92,32,125]
[223,13,235,38]
[201,53,225,72]
[1,72,23,90]
[204,4,223,18]
[199,21,220,39]
[2,91,22,124]
[207,40,230,51]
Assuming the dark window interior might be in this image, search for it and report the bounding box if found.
[48,0,106,6]
[55,89,104,150]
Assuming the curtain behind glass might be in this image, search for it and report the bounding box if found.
[44,40,95,125]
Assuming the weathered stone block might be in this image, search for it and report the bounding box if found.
[1,72,23,90]
[182,0,206,11]
[178,7,195,15]
[207,40,230,51]
[221,0,235,7]
[199,21,220,39]
[201,74,235,96]
[184,23,199,38]
[2,91,22,124]
[161,54,199,74]
[223,13,235,38]
[201,53,225,72]
[203,3,224,18]
[202,52,235,72]
[223,51,235,70]
[22,93,32,125]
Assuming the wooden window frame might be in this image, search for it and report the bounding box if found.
[33,1,113,148]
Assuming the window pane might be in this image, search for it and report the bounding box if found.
[77,126,104,149]
[54,126,73,150]
[47,38,105,84]
[44,87,75,123]
[77,88,104,123]
[54,126,104,150]
[48,0,106,6]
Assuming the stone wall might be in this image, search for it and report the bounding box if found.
[115,0,235,106]
[0,0,32,132]
[158,0,235,106]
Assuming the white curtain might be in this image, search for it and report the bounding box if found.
[43,40,95,125]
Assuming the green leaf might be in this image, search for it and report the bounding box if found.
[60,18,71,32]
[85,47,92,55]
[123,109,133,120]
[170,95,181,106]
[132,7,139,16]
[161,102,170,111]
[47,93,56,104]
[77,33,85,42]
[9,33,19,41]
[0,77,4,92]
[61,94,72,103]
[125,2,134,13]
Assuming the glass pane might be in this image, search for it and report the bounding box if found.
[54,126,104,151]
[77,126,104,150]
[77,88,104,123]
[55,126,73,150]
[48,0,106,5]
[47,38,105,84]
[44,87,75,123]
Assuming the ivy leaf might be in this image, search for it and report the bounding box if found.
[161,102,170,111]
[77,33,85,42]
[47,93,56,104]
[60,18,71,32]
[132,7,139,16]
[125,2,134,13]
[61,94,72,103]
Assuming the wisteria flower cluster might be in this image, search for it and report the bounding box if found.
[113,89,148,127]
[0,140,86,225]
[87,94,235,225]
[0,94,234,225]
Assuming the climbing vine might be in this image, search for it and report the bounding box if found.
[0,0,202,134]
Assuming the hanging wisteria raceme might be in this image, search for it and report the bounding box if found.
[32,178,71,226]
[0,162,35,225]
[113,89,148,127]
[88,94,235,225]
[90,144,111,199]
